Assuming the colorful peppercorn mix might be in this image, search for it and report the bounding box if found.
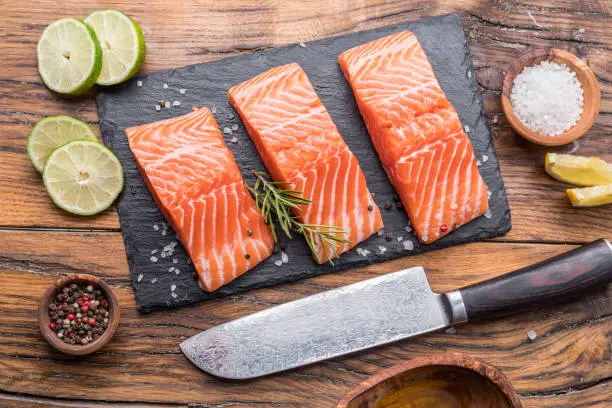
[47,282,110,345]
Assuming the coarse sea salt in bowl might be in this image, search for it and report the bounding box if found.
[501,48,600,146]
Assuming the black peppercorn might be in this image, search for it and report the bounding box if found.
[385,233,393,241]
[384,202,392,210]
[245,254,251,259]
[246,229,253,236]
[367,205,373,211]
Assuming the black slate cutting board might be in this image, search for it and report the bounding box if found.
[96,13,511,313]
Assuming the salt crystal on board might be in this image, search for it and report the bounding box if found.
[377,229,384,237]
[150,256,158,263]
[169,267,175,273]
[163,83,168,89]
[274,260,283,267]
[224,127,232,134]
[397,236,403,242]
[137,274,144,282]
[403,240,414,251]
[467,71,472,78]
[299,42,306,47]
[476,159,482,167]
[230,137,238,143]
[171,292,178,299]
[173,100,181,106]
[175,269,180,275]
[527,330,537,341]
[229,113,235,119]
[231,124,238,131]
[464,125,470,133]
[151,278,157,284]
[173,258,178,264]
[137,80,143,87]
[212,107,217,114]
[404,225,412,233]
[482,154,489,163]
[151,249,158,254]
[179,89,186,95]
[281,252,289,264]
[378,245,387,254]
[153,224,159,231]
[445,327,457,334]
[171,284,176,291]
[155,105,161,111]
[164,101,171,109]
[484,209,492,219]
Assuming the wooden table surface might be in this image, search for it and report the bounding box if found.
[1,1,610,407]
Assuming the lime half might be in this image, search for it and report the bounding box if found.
[43,140,124,215]
[27,116,98,173]
[84,10,146,86]
[37,18,102,95]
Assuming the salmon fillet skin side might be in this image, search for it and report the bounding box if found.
[125,108,274,292]
[338,31,488,244]
[228,63,384,263]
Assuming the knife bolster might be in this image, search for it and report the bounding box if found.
[445,290,468,324]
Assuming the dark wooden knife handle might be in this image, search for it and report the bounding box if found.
[460,239,612,322]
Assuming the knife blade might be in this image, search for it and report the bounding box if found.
[181,239,612,379]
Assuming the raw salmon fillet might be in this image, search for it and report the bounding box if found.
[339,31,488,244]
[125,108,274,292]
[229,63,383,263]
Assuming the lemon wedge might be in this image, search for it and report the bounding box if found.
[545,153,612,187]
[567,184,612,208]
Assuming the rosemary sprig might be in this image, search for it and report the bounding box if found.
[247,171,350,264]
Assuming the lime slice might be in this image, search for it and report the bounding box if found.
[37,18,102,95]
[84,10,146,86]
[43,141,124,216]
[27,116,98,173]
[546,153,612,187]
[567,184,612,208]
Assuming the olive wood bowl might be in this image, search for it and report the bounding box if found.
[39,274,120,356]
[501,48,600,146]
[337,353,522,408]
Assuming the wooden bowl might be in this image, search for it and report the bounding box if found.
[337,354,522,408]
[38,274,120,356]
[501,48,600,146]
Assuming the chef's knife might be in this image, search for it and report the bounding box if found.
[181,239,612,379]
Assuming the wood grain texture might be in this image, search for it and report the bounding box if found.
[0,230,610,407]
[0,0,610,406]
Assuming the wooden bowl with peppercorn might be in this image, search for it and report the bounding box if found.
[39,274,120,356]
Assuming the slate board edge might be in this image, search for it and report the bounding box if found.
[96,12,512,313]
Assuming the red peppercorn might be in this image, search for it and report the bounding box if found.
[49,322,56,330]
[67,313,75,321]
[77,298,84,306]
[56,305,62,311]
[76,318,82,325]
[81,303,90,312]
[83,295,89,302]
[88,318,96,327]
[100,299,108,308]
[440,224,449,233]
[68,332,74,338]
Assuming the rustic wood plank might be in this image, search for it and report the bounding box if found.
[0,230,609,406]
[2,382,610,408]
[0,0,610,241]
